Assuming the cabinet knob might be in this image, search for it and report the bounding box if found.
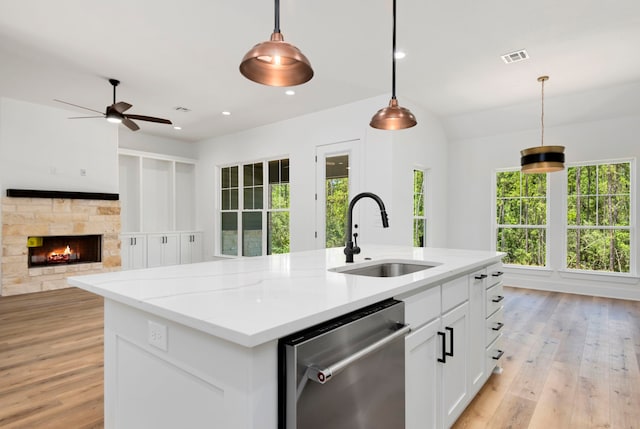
[492,322,504,331]
[492,295,505,303]
[492,349,504,360]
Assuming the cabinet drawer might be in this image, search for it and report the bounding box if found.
[442,276,469,313]
[485,335,504,375]
[401,285,441,329]
[486,307,504,346]
[486,283,504,317]
[486,263,504,288]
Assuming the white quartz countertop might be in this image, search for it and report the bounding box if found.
[68,245,504,347]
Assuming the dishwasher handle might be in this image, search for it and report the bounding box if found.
[307,324,411,385]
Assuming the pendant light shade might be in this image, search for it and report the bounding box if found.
[370,0,417,130]
[520,76,564,173]
[239,0,313,87]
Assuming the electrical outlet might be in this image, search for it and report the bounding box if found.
[147,320,168,351]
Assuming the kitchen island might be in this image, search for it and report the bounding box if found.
[69,245,505,429]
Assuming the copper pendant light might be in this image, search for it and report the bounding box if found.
[239,0,313,87]
[520,76,565,173]
[370,0,417,130]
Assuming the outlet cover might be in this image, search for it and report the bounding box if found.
[148,320,168,351]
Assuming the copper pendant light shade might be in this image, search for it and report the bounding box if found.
[521,76,565,173]
[370,0,417,130]
[239,0,313,87]
[370,97,417,130]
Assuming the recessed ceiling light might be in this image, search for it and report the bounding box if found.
[394,51,406,59]
[222,111,231,116]
[173,126,182,130]
[285,90,296,96]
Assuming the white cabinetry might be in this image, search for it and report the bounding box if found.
[405,317,441,429]
[147,233,180,268]
[180,232,203,264]
[402,263,503,429]
[120,234,146,270]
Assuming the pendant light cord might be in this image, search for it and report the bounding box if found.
[274,0,281,33]
[391,0,397,99]
[540,77,545,147]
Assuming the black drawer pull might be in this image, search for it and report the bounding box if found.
[437,331,446,363]
[492,322,504,331]
[492,295,504,303]
[492,349,504,360]
[492,271,504,277]
[445,326,454,357]
[474,274,488,280]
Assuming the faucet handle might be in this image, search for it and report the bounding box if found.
[352,233,361,255]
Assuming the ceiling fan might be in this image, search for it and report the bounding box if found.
[55,79,172,131]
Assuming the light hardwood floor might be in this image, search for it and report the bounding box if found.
[1,286,639,428]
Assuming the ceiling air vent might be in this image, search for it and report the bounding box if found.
[501,50,529,64]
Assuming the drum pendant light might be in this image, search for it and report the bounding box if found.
[520,76,565,173]
[239,0,313,87]
[370,0,417,130]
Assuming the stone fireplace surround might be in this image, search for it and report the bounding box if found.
[1,189,121,296]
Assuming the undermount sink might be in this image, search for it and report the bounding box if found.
[330,260,440,278]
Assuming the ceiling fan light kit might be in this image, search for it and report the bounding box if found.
[239,0,313,87]
[55,78,172,132]
[369,0,417,130]
[520,75,565,173]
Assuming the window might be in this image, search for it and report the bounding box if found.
[325,155,349,248]
[267,159,290,255]
[220,158,290,257]
[566,161,632,273]
[413,169,427,247]
[495,170,547,266]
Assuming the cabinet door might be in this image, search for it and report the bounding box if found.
[180,233,203,264]
[163,234,180,266]
[147,234,165,268]
[468,271,487,394]
[441,301,469,429]
[121,235,146,270]
[405,317,441,429]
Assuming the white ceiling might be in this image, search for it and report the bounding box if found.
[1,0,639,142]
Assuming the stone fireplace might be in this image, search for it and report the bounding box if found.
[1,190,121,296]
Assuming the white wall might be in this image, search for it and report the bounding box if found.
[446,87,640,299]
[118,130,196,159]
[0,97,118,193]
[195,95,449,260]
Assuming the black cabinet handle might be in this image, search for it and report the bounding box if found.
[492,271,504,277]
[474,274,488,280]
[445,326,454,357]
[492,295,505,303]
[437,331,447,363]
[492,349,504,360]
[134,237,137,246]
[492,322,504,331]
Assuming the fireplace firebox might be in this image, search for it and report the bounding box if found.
[28,235,102,268]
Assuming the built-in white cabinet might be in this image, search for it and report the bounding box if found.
[402,262,504,429]
[147,233,180,268]
[405,317,440,429]
[120,234,146,270]
[118,150,197,233]
[180,232,203,264]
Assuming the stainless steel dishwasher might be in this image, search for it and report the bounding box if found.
[278,299,410,429]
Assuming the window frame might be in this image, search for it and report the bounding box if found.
[562,158,636,276]
[412,168,428,247]
[218,157,290,257]
[493,167,551,268]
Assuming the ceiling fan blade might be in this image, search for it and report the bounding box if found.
[122,117,140,131]
[54,99,104,115]
[68,116,105,119]
[125,114,172,125]
[113,101,132,113]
